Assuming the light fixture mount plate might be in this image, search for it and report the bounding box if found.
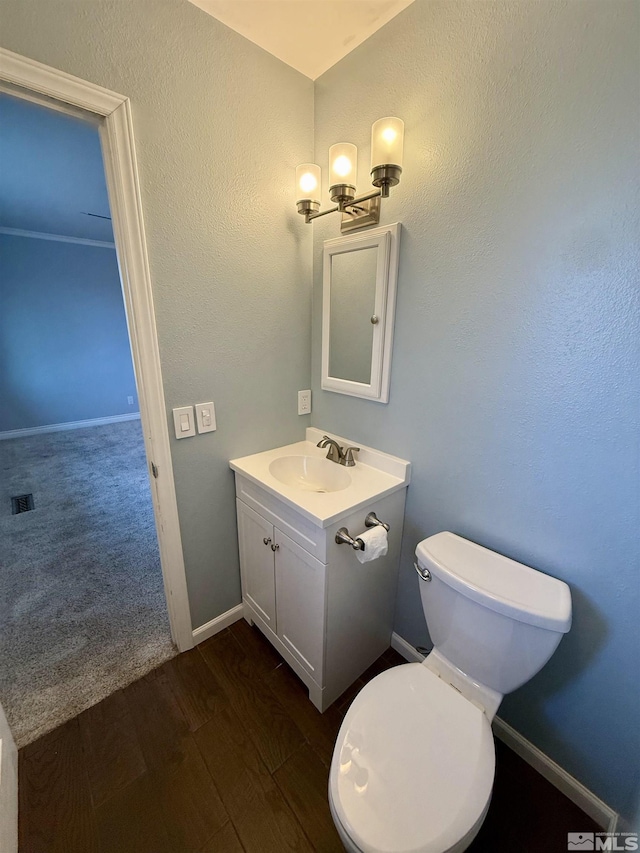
[340,196,381,233]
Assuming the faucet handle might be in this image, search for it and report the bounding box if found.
[341,446,360,466]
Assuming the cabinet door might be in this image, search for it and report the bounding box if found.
[274,530,326,680]
[236,500,276,629]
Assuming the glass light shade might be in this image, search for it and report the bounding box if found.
[295,163,321,202]
[371,117,404,169]
[329,143,357,189]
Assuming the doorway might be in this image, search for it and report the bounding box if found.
[0,51,193,745]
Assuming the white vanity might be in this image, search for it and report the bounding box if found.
[230,427,410,711]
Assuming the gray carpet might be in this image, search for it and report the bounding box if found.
[0,420,176,747]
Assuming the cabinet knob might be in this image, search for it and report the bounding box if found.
[263,537,272,546]
[271,543,279,552]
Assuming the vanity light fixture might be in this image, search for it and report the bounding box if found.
[295,117,404,233]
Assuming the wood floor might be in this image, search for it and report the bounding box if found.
[19,620,600,853]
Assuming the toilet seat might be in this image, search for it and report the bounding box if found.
[329,663,495,853]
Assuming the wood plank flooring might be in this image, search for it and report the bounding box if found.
[19,620,600,853]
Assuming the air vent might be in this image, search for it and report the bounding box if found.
[11,494,34,514]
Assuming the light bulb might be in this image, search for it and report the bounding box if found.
[332,154,353,178]
[299,171,317,193]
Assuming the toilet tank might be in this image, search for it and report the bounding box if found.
[415,533,572,695]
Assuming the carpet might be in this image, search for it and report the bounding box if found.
[0,420,176,747]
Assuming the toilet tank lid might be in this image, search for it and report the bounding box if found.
[415,533,572,632]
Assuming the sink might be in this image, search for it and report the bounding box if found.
[269,455,352,493]
[230,429,411,526]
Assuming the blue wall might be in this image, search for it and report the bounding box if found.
[312,0,639,823]
[0,92,114,242]
[0,234,138,430]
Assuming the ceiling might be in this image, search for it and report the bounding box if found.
[187,0,415,80]
[0,93,113,243]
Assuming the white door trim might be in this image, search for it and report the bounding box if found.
[0,47,194,652]
[0,701,18,853]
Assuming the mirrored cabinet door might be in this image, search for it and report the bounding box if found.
[322,223,401,403]
[328,242,379,385]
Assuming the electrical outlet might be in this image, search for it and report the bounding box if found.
[127,396,134,405]
[298,389,311,415]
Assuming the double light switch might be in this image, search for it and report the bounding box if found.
[172,403,216,439]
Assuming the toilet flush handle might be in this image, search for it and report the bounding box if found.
[414,562,431,582]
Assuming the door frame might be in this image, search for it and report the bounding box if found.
[0,48,194,651]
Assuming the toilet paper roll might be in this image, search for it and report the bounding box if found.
[355,525,389,564]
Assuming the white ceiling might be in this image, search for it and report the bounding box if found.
[188,0,415,80]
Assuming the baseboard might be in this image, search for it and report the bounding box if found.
[390,632,617,831]
[0,413,140,440]
[492,718,617,831]
[391,631,426,662]
[192,603,244,645]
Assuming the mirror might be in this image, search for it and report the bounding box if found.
[329,246,378,384]
[322,223,401,402]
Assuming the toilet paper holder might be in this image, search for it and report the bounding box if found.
[335,512,390,550]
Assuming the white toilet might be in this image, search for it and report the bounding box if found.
[329,531,572,853]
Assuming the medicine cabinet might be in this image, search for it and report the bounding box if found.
[321,222,401,403]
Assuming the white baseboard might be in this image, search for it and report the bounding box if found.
[391,631,426,662]
[0,413,140,440]
[492,718,617,831]
[390,632,617,831]
[192,603,244,645]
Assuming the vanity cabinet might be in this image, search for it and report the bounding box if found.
[233,472,408,712]
[236,499,325,680]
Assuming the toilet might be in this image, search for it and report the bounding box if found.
[329,531,572,853]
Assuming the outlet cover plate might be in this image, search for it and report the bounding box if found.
[298,390,311,415]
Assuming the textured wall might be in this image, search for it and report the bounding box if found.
[0,0,314,629]
[0,235,137,430]
[312,0,639,821]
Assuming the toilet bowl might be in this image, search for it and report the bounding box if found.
[329,532,572,853]
[329,663,494,853]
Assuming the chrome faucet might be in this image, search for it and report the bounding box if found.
[317,436,360,467]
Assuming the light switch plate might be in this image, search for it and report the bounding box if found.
[195,402,216,434]
[172,405,195,439]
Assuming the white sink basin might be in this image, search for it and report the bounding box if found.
[230,429,411,527]
[269,455,352,493]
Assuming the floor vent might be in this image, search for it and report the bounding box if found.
[11,494,35,514]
